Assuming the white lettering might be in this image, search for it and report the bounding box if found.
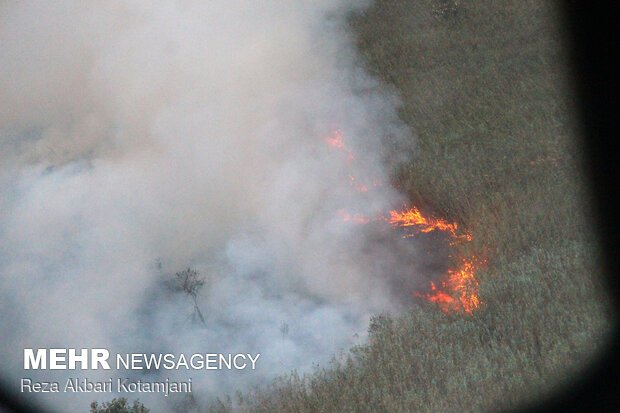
[91,349,110,369]
[68,348,88,369]
[49,349,66,369]
[24,349,46,369]
[248,353,260,369]
[232,354,246,369]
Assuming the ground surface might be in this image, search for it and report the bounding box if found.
[214,1,613,411]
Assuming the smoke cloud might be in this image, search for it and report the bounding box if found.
[0,1,419,411]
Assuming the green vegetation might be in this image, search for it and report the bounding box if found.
[208,1,612,411]
[92,1,613,411]
[90,398,149,413]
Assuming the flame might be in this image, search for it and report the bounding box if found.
[354,215,370,224]
[349,175,369,192]
[326,130,345,148]
[326,129,355,161]
[414,282,461,312]
[326,129,481,314]
[448,257,480,313]
[337,209,370,224]
[388,206,471,242]
[414,257,481,313]
[390,204,480,313]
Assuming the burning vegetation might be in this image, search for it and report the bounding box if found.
[390,210,481,314]
[327,129,481,314]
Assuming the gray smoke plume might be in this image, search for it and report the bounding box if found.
[0,1,418,411]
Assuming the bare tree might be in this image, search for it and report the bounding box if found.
[172,268,207,326]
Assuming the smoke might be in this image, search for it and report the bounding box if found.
[0,1,417,411]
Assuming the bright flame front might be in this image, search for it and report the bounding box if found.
[327,128,482,314]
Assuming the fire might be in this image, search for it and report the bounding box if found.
[414,257,481,313]
[414,282,461,312]
[388,206,472,242]
[349,175,369,192]
[389,205,480,313]
[448,257,480,313]
[337,209,370,224]
[326,129,481,314]
[326,129,355,161]
[326,130,346,148]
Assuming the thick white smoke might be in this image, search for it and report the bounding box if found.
[0,1,417,411]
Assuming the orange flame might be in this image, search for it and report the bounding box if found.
[389,205,480,313]
[326,130,345,148]
[326,130,481,314]
[414,257,481,313]
[326,129,355,161]
[388,206,471,242]
[349,175,369,192]
[448,257,480,313]
[337,209,370,224]
[414,282,461,312]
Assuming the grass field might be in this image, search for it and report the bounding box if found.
[204,1,613,411]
